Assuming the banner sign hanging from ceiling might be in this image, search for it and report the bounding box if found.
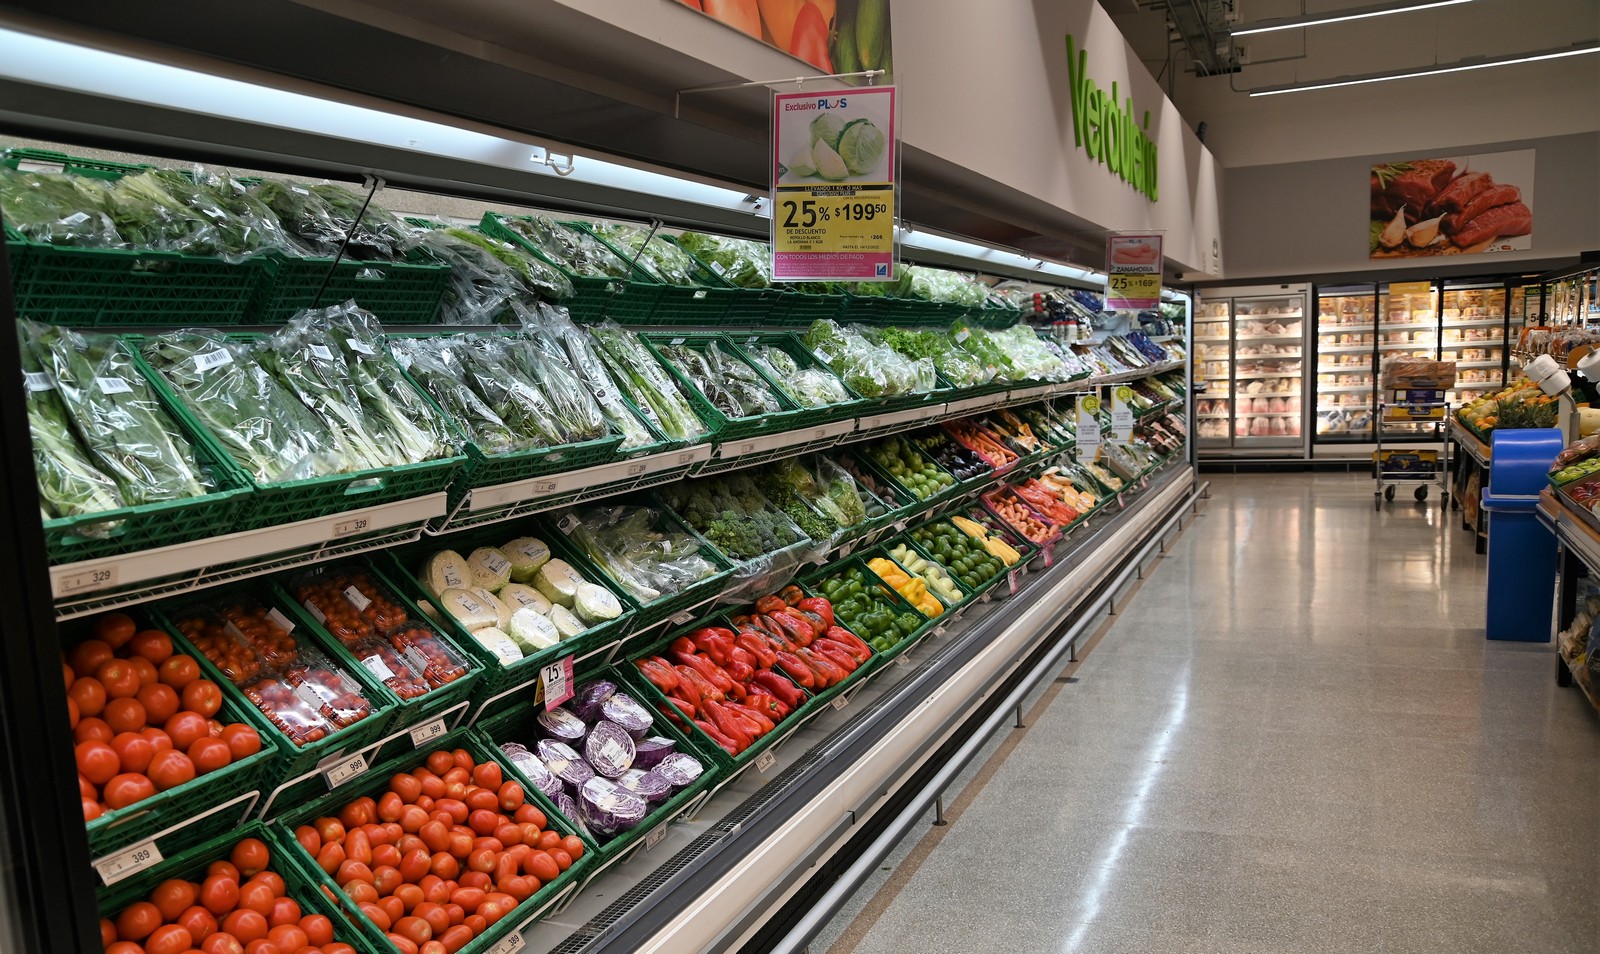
[674,1,894,83]
[1104,232,1162,310]
[771,85,898,281]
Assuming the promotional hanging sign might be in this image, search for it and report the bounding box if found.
[1110,384,1135,441]
[1105,233,1163,310]
[1076,393,1102,458]
[772,85,898,281]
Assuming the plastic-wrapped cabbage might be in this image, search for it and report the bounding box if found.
[499,215,636,278]
[0,168,123,247]
[802,320,931,397]
[745,344,853,408]
[674,232,772,288]
[904,266,989,306]
[590,223,704,286]
[561,502,721,604]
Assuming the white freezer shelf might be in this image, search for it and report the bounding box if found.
[1454,360,1504,369]
[1441,317,1506,328]
[1318,343,1376,354]
[1440,340,1505,350]
[1319,384,1375,393]
[1233,370,1303,380]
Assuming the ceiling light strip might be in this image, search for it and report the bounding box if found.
[1231,0,1473,38]
[1247,43,1600,96]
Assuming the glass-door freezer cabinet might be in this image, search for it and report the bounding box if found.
[1195,287,1309,457]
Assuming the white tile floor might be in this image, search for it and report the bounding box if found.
[827,472,1600,954]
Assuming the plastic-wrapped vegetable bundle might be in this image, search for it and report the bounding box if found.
[410,228,525,325]
[441,227,573,303]
[589,223,703,286]
[871,327,995,388]
[752,458,851,541]
[659,341,783,419]
[389,338,522,456]
[744,344,853,408]
[991,324,1074,382]
[142,329,333,482]
[258,320,400,471]
[17,326,124,521]
[801,455,875,526]
[24,321,212,505]
[673,232,772,288]
[904,266,990,306]
[589,323,709,442]
[0,169,124,247]
[660,473,806,560]
[101,169,230,257]
[560,502,721,604]
[802,320,930,397]
[451,335,568,448]
[521,304,658,450]
[500,215,637,278]
[501,333,609,443]
[189,169,312,257]
[249,180,410,261]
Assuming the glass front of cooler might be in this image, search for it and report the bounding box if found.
[1314,285,1378,442]
[1193,298,1233,447]
[1439,282,1509,409]
[1231,295,1305,448]
[1377,282,1443,440]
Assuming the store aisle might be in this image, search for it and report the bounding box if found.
[828,472,1600,954]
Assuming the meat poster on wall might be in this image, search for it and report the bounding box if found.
[673,1,892,82]
[1370,149,1534,259]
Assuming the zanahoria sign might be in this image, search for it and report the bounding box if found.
[1064,34,1158,202]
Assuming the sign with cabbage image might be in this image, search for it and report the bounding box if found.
[673,1,892,82]
[772,85,897,281]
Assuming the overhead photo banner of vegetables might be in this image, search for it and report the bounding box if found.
[1370,148,1534,259]
[672,0,892,80]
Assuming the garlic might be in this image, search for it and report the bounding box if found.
[1379,206,1407,249]
[1406,215,1445,247]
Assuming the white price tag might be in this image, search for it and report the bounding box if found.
[332,516,370,538]
[669,337,686,345]
[303,598,327,625]
[194,349,234,373]
[489,932,526,954]
[95,376,132,395]
[295,682,329,711]
[322,751,368,789]
[409,718,448,748]
[627,462,647,477]
[17,160,65,174]
[830,694,849,711]
[266,607,295,635]
[755,750,777,773]
[56,565,118,596]
[402,645,431,675]
[1008,570,1020,595]
[556,513,580,534]
[895,653,911,668]
[360,654,396,681]
[23,371,53,392]
[542,656,575,710]
[346,338,377,355]
[677,452,696,465]
[481,551,512,577]
[533,478,560,495]
[310,344,334,360]
[644,825,666,851]
[671,611,695,626]
[94,840,163,886]
[343,585,373,612]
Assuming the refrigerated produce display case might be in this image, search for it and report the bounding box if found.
[1315,286,1379,441]
[1195,289,1308,457]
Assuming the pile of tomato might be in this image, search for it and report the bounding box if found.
[293,747,585,954]
[99,835,358,954]
[67,613,263,822]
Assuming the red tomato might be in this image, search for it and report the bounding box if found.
[82,800,103,822]
[390,772,423,803]
[144,923,194,954]
[208,860,241,882]
[66,695,80,730]
[293,825,321,857]
[128,656,160,688]
[137,683,182,725]
[128,629,174,663]
[182,680,224,719]
[436,924,473,954]
[243,941,281,954]
[313,817,346,845]
[189,737,233,774]
[96,659,143,700]
[76,741,120,785]
[265,895,300,927]
[523,851,559,884]
[394,916,433,947]
[103,697,148,734]
[201,933,247,954]
[221,724,262,760]
[99,918,117,947]
[177,905,218,942]
[116,900,163,941]
[94,613,138,648]
[109,732,155,775]
[358,902,391,932]
[239,879,277,915]
[165,711,211,750]
[298,915,333,946]
[103,773,156,810]
[64,661,78,692]
[68,677,107,718]
[469,762,500,790]
[496,781,524,813]
[386,935,419,954]
[560,835,585,860]
[247,870,286,896]
[159,654,202,689]
[148,749,197,791]
[266,924,308,951]
[104,943,145,954]
[315,842,346,875]
[70,639,114,679]
[200,874,241,916]
[221,909,269,943]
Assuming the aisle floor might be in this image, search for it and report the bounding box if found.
[825,472,1600,954]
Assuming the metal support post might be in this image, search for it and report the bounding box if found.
[932,796,948,827]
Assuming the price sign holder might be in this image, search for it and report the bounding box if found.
[1110,385,1135,442]
[542,656,575,711]
[409,717,448,748]
[755,749,778,774]
[1076,394,1102,463]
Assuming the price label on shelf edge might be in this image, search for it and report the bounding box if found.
[409,718,448,748]
[488,931,525,954]
[644,825,667,851]
[321,751,368,789]
[56,565,118,596]
[542,657,575,711]
[94,840,163,886]
[771,85,898,283]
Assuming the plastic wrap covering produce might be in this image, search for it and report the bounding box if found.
[743,342,853,409]
[20,320,212,509]
[869,326,995,388]
[518,303,657,450]
[558,502,721,605]
[953,322,1075,383]
[837,453,910,511]
[250,179,411,261]
[0,167,123,247]
[588,322,710,442]
[500,214,638,278]
[412,227,573,324]
[802,454,880,526]
[659,340,784,418]
[19,324,126,523]
[660,472,809,562]
[674,232,773,288]
[752,457,865,544]
[802,319,935,397]
[589,223,703,286]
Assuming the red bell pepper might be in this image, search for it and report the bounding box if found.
[694,719,739,754]
[778,585,806,607]
[734,632,778,668]
[670,636,697,656]
[674,664,724,703]
[797,597,834,630]
[723,678,747,702]
[663,697,694,721]
[775,652,815,688]
[726,659,755,684]
[753,670,804,709]
[811,641,859,674]
[727,702,775,734]
[673,650,734,692]
[823,626,872,660]
[767,610,817,647]
[701,699,753,750]
[744,689,784,720]
[802,650,848,685]
[635,657,680,693]
[689,629,734,667]
[754,594,788,615]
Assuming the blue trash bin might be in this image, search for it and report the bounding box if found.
[1481,428,1564,641]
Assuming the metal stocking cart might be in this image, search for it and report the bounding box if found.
[1374,396,1451,509]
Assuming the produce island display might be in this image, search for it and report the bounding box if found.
[8,148,1195,954]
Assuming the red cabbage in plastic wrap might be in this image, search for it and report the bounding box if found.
[654,752,704,789]
[617,768,672,805]
[578,776,648,836]
[537,706,588,743]
[554,791,591,839]
[501,742,563,799]
[584,720,636,778]
[535,738,595,790]
[632,736,677,770]
[570,680,618,723]
[599,692,653,739]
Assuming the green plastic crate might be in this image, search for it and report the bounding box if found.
[97,821,375,948]
[472,683,719,881]
[867,535,973,612]
[727,332,871,427]
[767,288,846,328]
[640,332,815,443]
[479,212,661,324]
[272,729,592,954]
[128,339,464,532]
[1,146,150,179]
[901,517,1013,601]
[251,250,450,324]
[153,586,403,785]
[381,526,636,718]
[580,224,737,326]
[661,234,779,325]
[798,555,935,668]
[847,437,963,510]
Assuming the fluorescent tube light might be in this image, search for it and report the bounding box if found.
[1231,0,1473,37]
[1248,43,1600,95]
